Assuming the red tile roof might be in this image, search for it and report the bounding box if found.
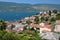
[21,19,27,23]
[43,25,53,29]
[44,22,50,25]
[30,24,41,29]
[56,20,60,24]
[40,22,52,29]
[42,30,51,32]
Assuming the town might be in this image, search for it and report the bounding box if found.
[0,10,60,40]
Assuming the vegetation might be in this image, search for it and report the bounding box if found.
[0,28,42,40]
[0,20,7,30]
[54,32,60,34]
[0,19,42,40]
[53,10,58,13]
[50,17,56,22]
[34,16,40,24]
[49,10,51,16]
[26,20,32,24]
[56,14,60,20]
[10,24,15,30]
[0,10,60,40]
[0,20,41,40]
[0,2,60,12]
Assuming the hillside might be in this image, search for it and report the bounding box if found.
[0,2,60,12]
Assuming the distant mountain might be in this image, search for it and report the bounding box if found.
[0,2,60,12]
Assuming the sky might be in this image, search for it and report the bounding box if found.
[0,0,60,4]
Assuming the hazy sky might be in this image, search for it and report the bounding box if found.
[0,0,60,4]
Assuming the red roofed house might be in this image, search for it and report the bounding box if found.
[21,19,27,23]
[40,22,53,33]
[40,25,53,33]
[27,22,53,33]
[27,23,40,30]
[54,20,60,32]
[30,23,40,29]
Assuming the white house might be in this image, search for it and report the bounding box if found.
[54,20,60,32]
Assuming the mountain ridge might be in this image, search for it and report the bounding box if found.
[0,2,60,12]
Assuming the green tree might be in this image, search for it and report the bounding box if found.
[53,10,57,13]
[0,20,7,30]
[10,24,15,30]
[34,16,40,24]
[0,30,7,40]
[35,13,39,15]
[26,20,32,24]
[3,32,14,40]
[0,26,42,40]
[49,10,51,16]
[50,17,56,22]
[45,17,49,21]
[56,14,60,20]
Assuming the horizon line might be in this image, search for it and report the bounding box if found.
[0,1,60,5]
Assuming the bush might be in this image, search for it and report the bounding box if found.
[34,16,40,24]
[0,30,42,40]
[53,10,57,13]
[56,14,60,20]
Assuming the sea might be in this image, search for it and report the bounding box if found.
[0,12,37,21]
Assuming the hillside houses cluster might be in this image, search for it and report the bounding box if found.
[5,10,60,40]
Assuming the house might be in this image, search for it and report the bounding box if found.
[24,17,29,20]
[40,11,43,14]
[40,22,53,33]
[6,21,28,33]
[27,22,53,33]
[27,23,40,30]
[21,19,27,23]
[40,25,52,33]
[29,19,34,23]
[54,20,60,32]
[12,26,24,33]
[29,16,35,20]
